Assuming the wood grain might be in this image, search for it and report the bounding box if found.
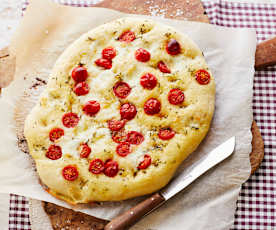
[250,121,264,174]
[255,36,276,70]
[94,0,209,22]
[43,202,108,230]
[104,193,165,230]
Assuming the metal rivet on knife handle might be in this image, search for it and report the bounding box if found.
[104,193,165,230]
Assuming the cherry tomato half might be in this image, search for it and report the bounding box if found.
[119,31,136,43]
[89,159,105,174]
[79,143,91,158]
[49,128,64,142]
[62,112,79,128]
[158,128,175,140]
[71,66,88,83]
[168,89,184,105]
[126,131,144,145]
[138,154,151,170]
[120,103,137,120]
[195,69,211,85]
[144,98,161,115]
[104,160,119,177]
[62,165,79,181]
[166,39,181,55]
[46,145,62,160]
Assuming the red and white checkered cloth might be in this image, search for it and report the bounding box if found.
[9,0,276,229]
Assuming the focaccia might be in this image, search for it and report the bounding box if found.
[24,17,215,204]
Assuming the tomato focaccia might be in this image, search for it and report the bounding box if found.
[24,17,215,204]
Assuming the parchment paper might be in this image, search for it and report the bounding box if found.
[0,0,256,229]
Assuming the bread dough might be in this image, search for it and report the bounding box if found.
[24,17,215,204]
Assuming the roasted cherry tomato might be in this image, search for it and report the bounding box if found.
[135,48,150,62]
[95,58,112,69]
[126,131,144,145]
[138,154,151,170]
[46,145,62,160]
[83,100,100,116]
[116,142,131,157]
[62,165,79,181]
[195,69,211,85]
[140,73,157,90]
[158,128,175,140]
[168,88,184,105]
[157,61,171,73]
[120,103,137,120]
[113,82,131,99]
[104,160,119,177]
[112,131,127,144]
[118,30,136,43]
[62,112,79,128]
[89,159,105,174]
[79,143,91,158]
[166,39,181,55]
[49,128,64,142]
[71,66,88,83]
[73,82,90,96]
[144,98,161,115]
[108,119,126,131]
[102,47,117,60]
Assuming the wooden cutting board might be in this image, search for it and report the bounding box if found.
[0,0,264,229]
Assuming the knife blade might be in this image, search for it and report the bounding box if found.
[161,136,235,200]
[104,136,236,230]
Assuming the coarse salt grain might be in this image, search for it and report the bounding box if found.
[149,5,166,18]
[175,9,184,16]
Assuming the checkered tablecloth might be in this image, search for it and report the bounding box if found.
[8,0,276,229]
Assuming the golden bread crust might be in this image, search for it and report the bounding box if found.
[24,17,215,203]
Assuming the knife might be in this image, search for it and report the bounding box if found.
[104,136,236,230]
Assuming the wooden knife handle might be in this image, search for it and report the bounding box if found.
[255,36,276,70]
[104,193,165,230]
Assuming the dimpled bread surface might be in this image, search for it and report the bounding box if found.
[24,17,215,204]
